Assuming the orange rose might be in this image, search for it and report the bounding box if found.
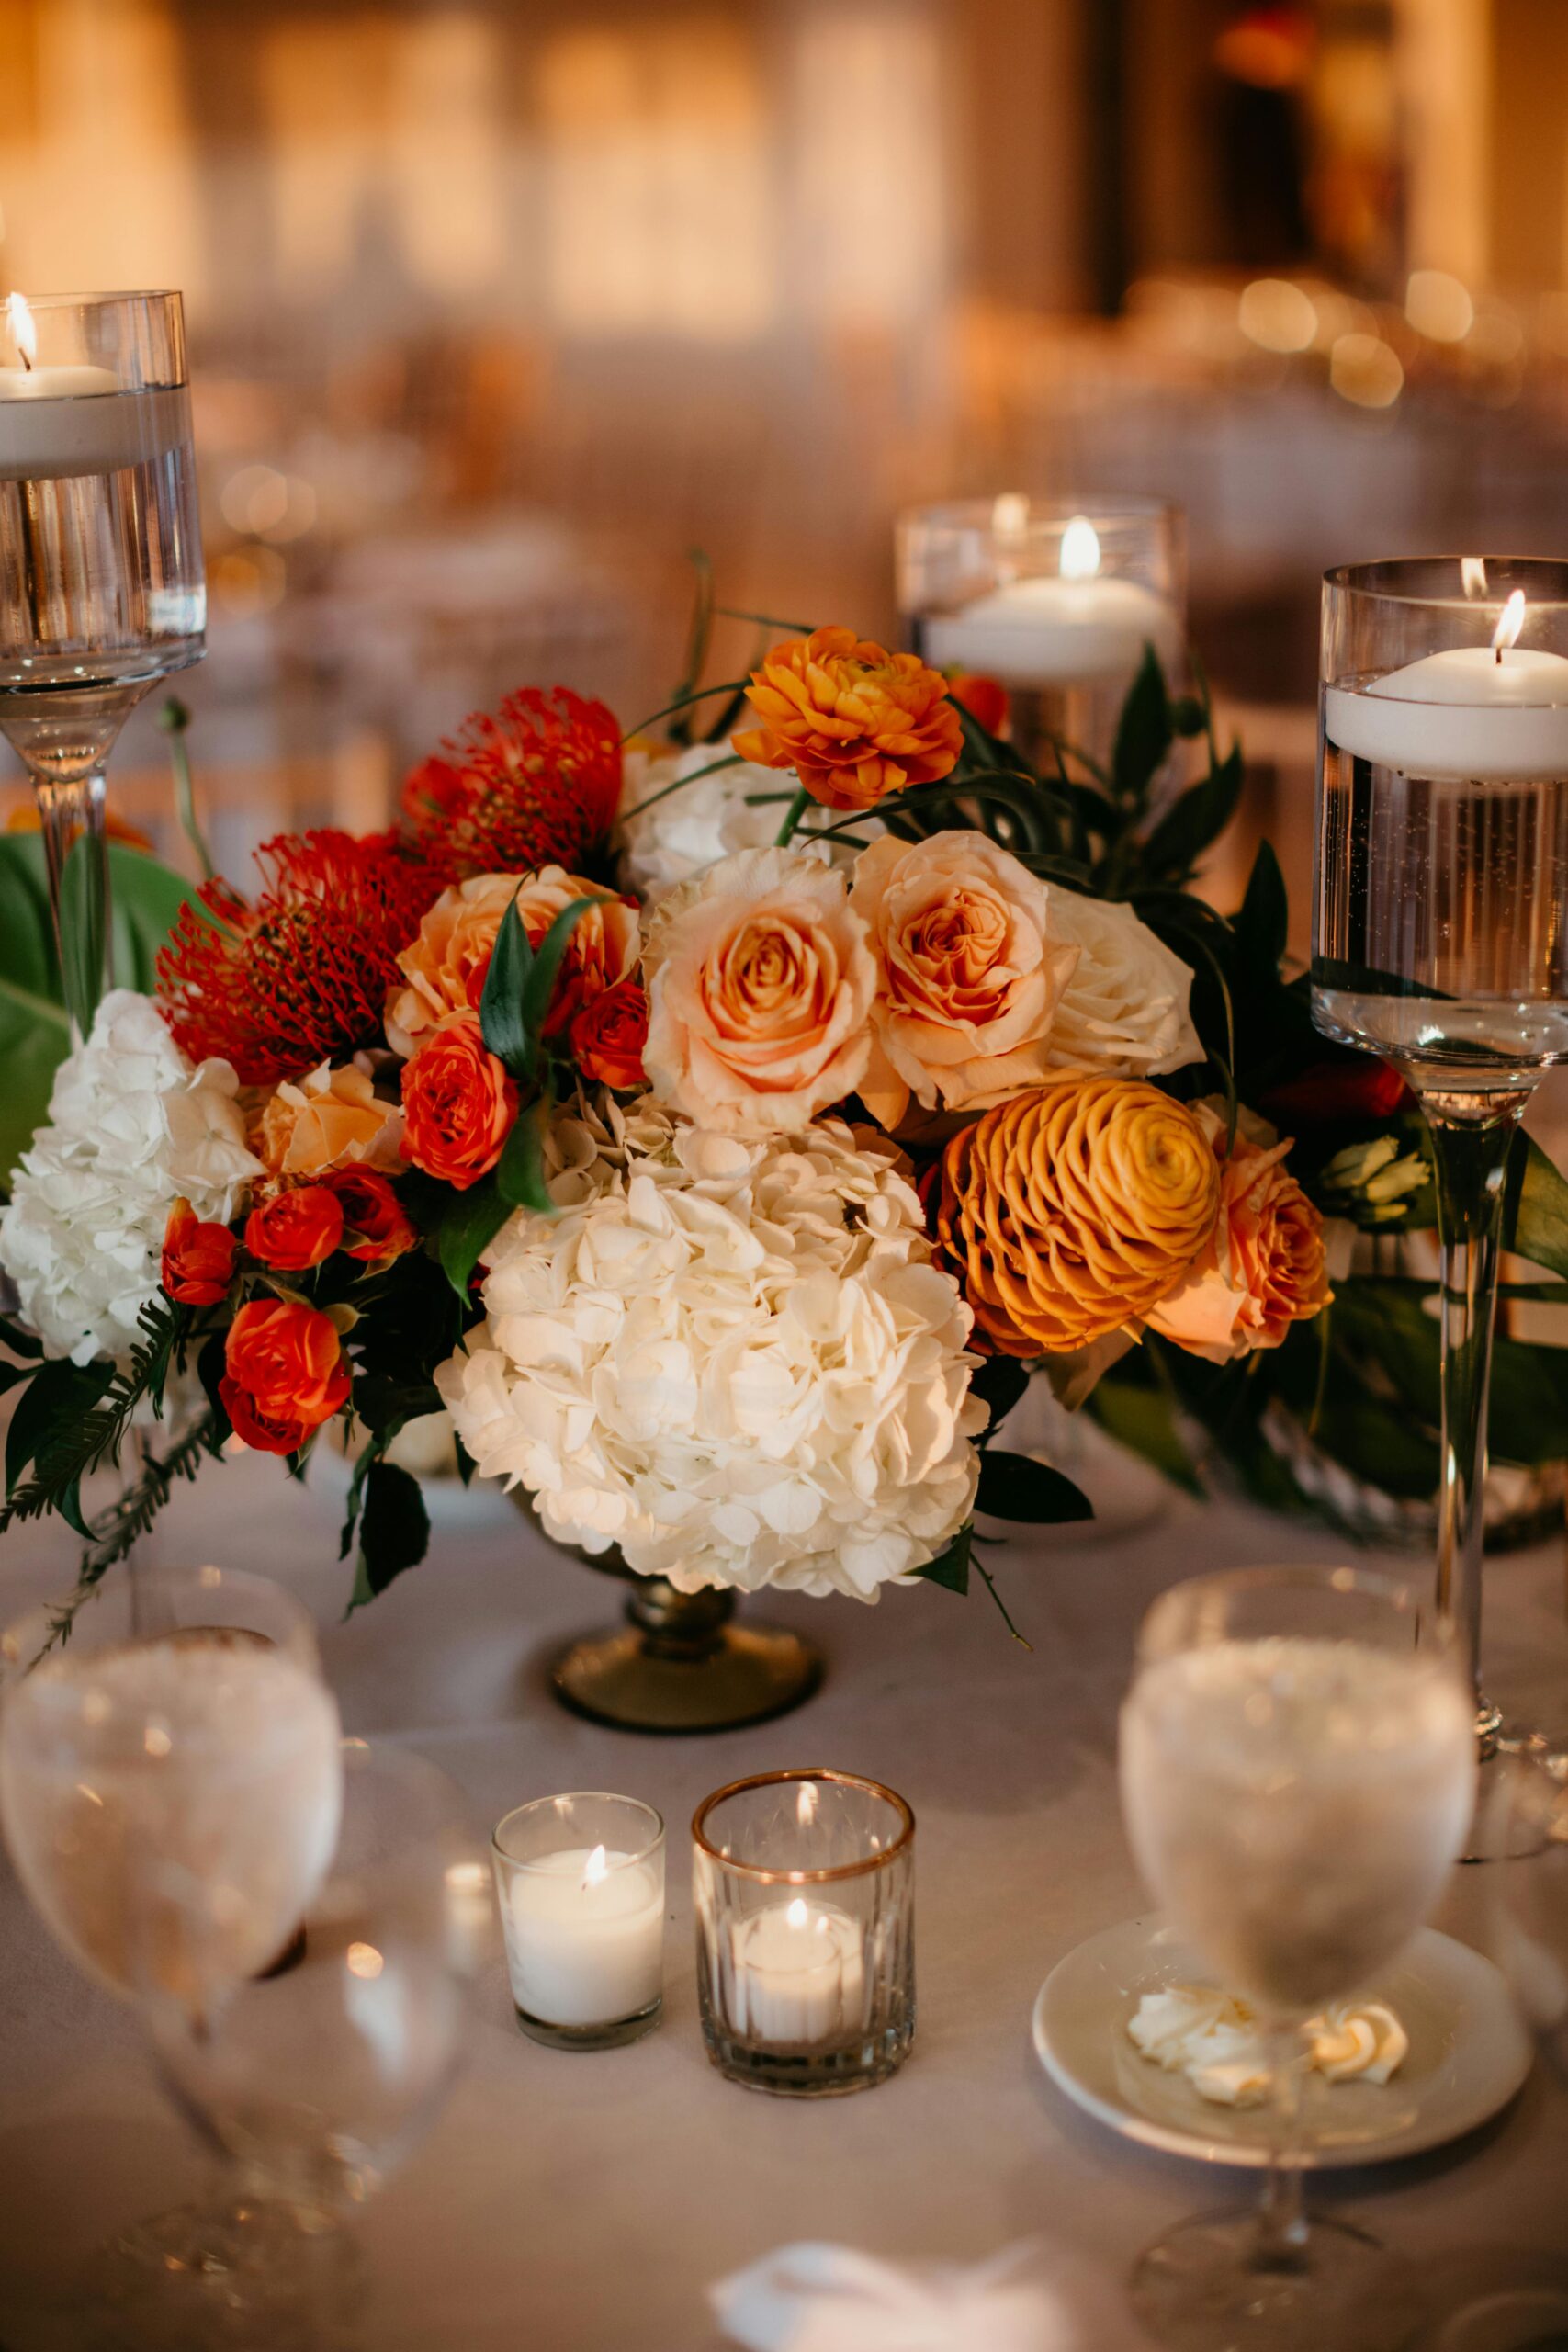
[319,1166,417,1263]
[221,1298,349,1453]
[254,1058,403,1178]
[733,626,964,812]
[570,978,649,1092]
[400,1012,518,1189]
[642,847,875,1136]
[1148,1104,1332,1363]
[243,1186,344,1272]
[385,867,639,1056]
[849,831,1080,1127]
[160,1199,236,1306]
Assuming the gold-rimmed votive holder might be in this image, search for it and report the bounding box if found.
[692,1768,915,2097]
[491,1793,665,2051]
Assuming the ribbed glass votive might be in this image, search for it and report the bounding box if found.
[692,1769,915,2097]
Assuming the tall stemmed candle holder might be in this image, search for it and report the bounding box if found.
[896,494,1184,776]
[1314,558,1568,1772]
[0,290,205,1039]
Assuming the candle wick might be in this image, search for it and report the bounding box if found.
[1495,643,1504,665]
[17,347,30,374]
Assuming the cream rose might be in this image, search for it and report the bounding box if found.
[849,832,1080,1128]
[254,1057,404,1178]
[386,867,638,1057]
[1148,1102,1332,1363]
[642,847,875,1136]
[1044,889,1204,1079]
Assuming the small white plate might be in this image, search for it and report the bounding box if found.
[1032,1914,1531,2169]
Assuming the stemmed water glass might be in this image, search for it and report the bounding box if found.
[1119,1565,1475,2351]
[0,289,205,1039]
[1314,560,1568,1772]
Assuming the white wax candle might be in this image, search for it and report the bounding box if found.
[1325,646,1568,784]
[924,573,1180,685]
[500,1847,663,2029]
[730,1898,865,2046]
[0,380,192,483]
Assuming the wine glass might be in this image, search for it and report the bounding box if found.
[1314,560,1568,1777]
[0,1564,342,2010]
[1119,1565,1475,2352]
[0,289,205,1040]
[103,1742,487,2341]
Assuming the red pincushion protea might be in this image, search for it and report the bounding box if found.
[157,831,441,1086]
[401,688,622,881]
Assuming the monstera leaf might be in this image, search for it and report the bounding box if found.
[0,834,202,1191]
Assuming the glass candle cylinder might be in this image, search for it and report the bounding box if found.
[895,494,1185,776]
[692,1769,915,2097]
[491,1793,665,2051]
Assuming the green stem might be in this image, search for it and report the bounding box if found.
[619,754,743,823]
[620,682,749,744]
[773,786,810,847]
[158,697,214,882]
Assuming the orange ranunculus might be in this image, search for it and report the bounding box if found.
[221,1297,350,1453]
[318,1165,417,1264]
[945,673,1010,736]
[384,867,639,1056]
[1148,1104,1332,1363]
[243,1186,344,1272]
[160,1199,237,1306]
[733,627,964,813]
[570,978,649,1092]
[6,801,153,852]
[254,1057,403,1178]
[400,1012,518,1190]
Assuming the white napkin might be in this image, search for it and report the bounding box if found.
[711,2242,1077,2352]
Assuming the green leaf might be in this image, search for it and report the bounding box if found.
[355,1460,430,1600]
[1505,1133,1568,1282]
[1111,646,1174,810]
[1086,1371,1203,1497]
[6,1358,114,1493]
[1234,841,1289,978]
[518,899,596,1074]
[496,1095,554,1214]
[437,1175,512,1298]
[969,1354,1030,1441]
[911,1521,972,1595]
[0,1314,44,1361]
[976,1448,1094,1523]
[478,883,534,1075]
[1139,743,1245,883]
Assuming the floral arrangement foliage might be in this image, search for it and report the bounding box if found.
[3,590,1568,1635]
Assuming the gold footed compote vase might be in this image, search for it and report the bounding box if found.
[523,1507,822,1733]
[1314,557,1568,1849]
[0,290,205,1039]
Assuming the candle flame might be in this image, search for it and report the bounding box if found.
[1059,515,1100,582]
[796,1782,818,1827]
[786,1897,809,1929]
[1492,590,1526,657]
[1461,557,1487,601]
[581,1843,609,1890]
[6,292,35,371]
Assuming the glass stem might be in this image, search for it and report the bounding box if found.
[32,767,110,1045]
[1255,2018,1309,2269]
[1423,1092,1529,1751]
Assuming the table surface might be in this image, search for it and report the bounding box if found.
[1,1442,1565,2351]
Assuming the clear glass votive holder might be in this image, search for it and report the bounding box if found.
[491,1794,665,2052]
[895,493,1186,776]
[693,1769,915,2098]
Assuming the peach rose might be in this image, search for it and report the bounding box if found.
[1148,1103,1332,1363]
[849,831,1080,1128]
[385,867,639,1056]
[254,1057,403,1178]
[642,846,875,1136]
[733,626,964,812]
[400,1012,518,1190]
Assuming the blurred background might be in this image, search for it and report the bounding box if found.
[3,0,1568,920]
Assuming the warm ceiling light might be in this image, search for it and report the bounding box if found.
[1329,334,1404,409]
[1238,277,1317,354]
[1405,269,1474,344]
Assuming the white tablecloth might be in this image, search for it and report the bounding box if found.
[1,1452,1565,2349]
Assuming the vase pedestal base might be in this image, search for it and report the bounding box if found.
[550,1578,822,1735]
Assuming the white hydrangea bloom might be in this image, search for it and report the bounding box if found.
[436,1113,986,1600]
[0,990,261,1363]
[615,738,875,904]
[1046,889,1205,1079]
